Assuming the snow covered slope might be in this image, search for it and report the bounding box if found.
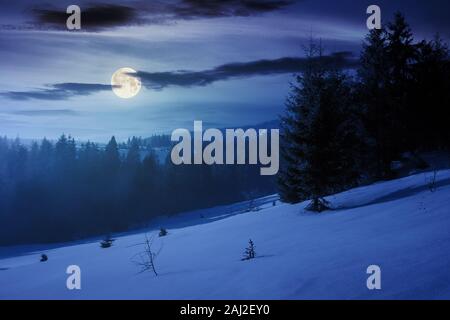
[1,170,450,300]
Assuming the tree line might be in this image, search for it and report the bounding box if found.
[278,13,450,210]
[0,135,274,244]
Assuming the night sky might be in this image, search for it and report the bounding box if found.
[1,0,449,141]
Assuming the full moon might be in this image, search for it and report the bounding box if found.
[111,67,141,99]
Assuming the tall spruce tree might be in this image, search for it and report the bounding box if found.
[385,12,416,153]
[358,27,395,178]
[411,36,450,149]
[278,42,360,211]
[104,136,121,171]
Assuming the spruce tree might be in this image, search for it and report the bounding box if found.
[126,137,141,166]
[104,136,121,171]
[358,27,395,178]
[278,42,360,211]
[411,36,450,149]
[242,239,256,260]
[385,12,416,154]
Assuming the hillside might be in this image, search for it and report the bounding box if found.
[1,170,450,299]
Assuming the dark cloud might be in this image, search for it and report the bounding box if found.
[1,83,114,101]
[171,0,293,19]
[26,0,294,31]
[14,109,79,116]
[31,4,142,30]
[136,52,357,89]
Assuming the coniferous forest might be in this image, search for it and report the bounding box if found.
[0,135,274,244]
[279,13,450,209]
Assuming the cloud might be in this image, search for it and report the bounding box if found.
[1,83,114,101]
[14,109,79,116]
[1,53,357,101]
[171,0,293,19]
[24,0,294,31]
[136,52,357,89]
[30,4,148,31]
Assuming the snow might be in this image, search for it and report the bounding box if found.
[1,170,450,300]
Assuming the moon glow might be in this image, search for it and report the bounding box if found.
[111,67,141,99]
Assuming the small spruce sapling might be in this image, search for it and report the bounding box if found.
[100,234,115,248]
[159,228,168,237]
[242,239,256,261]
